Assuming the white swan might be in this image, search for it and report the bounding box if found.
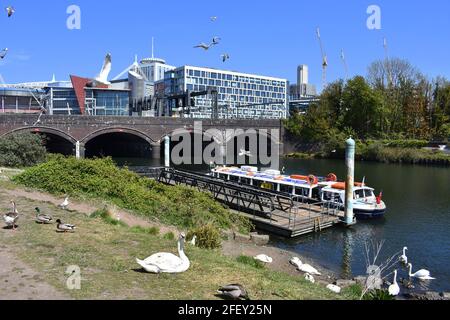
[408,263,435,280]
[290,257,321,275]
[326,284,341,294]
[254,254,273,264]
[388,270,400,296]
[400,247,408,265]
[305,274,315,284]
[136,233,190,274]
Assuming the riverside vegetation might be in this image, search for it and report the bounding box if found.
[0,160,362,300]
[284,58,450,165]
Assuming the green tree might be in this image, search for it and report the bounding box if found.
[341,76,383,138]
[0,132,47,168]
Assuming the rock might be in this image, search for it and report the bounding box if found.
[234,232,251,243]
[250,233,270,245]
[440,292,450,300]
[353,276,367,286]
[334,279,357,288]
[424,291,443,300]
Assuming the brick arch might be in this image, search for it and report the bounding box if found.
[1,126,77,145]
[81,127,155,145]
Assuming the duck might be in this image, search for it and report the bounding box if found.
[35,207,53,224]
[408,263,435,280]
[290,257,321,275]
[326,284,341,294]
[388,270,400,296]
[254,254,273,264]
[305,274,315,284]
[58,196,70,210]
[217,284,250,300]
[3,200,19,231]
[56,219,76,233]
[136,233,190,274]
[400,247,408,265]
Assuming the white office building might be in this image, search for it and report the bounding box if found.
[139,57,175,84]
[163,66,288,119]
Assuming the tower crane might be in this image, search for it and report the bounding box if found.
[316,27,328,90]
[340,49,349,80]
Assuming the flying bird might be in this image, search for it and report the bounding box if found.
[221,53,230,62]
[194,42,213,51]
[6,6,15,17]
[95,53,112,85]
[0,48,8,59]
[212,37,221,45]
[210,16,217,22]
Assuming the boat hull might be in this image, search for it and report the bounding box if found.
[354,208,386,219]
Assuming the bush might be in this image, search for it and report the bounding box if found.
[0,132,47,168]
[187,224,222,250]
[13,157,252,232]
[363,289,395,300]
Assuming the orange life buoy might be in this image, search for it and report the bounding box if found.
[326,173,338,182]
[308,175,318,185]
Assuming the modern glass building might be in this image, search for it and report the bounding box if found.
[0,87,45,114]
[85,88,130,116]
[163,66,288,119]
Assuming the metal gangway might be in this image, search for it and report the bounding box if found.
[135,167,345,237]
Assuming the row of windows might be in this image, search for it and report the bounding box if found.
[186,77,285,92]
[186,84,286,100]
[186,69,286,87]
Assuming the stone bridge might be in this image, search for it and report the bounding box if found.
[0,114,284,160]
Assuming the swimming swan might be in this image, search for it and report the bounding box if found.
[136,233,190,274]
[408,263,435,280]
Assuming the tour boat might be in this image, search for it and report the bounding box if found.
[210,166,387,219]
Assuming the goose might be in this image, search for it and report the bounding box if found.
[136,233,190,274]
[408,263,435,280]
[290,257,321,275]
[305,274,315,284]
[388,270,400,296]
[400,247,408,265]
[56,219,76,233]
[3,201,19,230]
[254,254,273,264]
[326,284,341,294]
[58,196,70,210]
[35,207,53,224]
[217,284,249,300]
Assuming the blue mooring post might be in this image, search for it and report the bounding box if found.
[164,136,170,168]
[345,137,355,225]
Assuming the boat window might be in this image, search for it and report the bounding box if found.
[355,189,371,199]
[323,192,342,203]
[295,187,309,198]
[280,185,293,194]
[229,175,239,182]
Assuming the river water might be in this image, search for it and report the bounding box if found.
[116,156,449,293]
[276,158,450,293]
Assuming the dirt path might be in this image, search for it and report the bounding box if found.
[4,188,179,235]
[0,247,70,300]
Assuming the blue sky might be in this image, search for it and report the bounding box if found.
[1,0,449,89]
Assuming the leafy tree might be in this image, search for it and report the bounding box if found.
[0,132,47,168]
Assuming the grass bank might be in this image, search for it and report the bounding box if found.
[286,141,450,166]
[12,156,251,233]
[0,194,358,300]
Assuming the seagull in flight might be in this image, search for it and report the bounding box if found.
[0,48,8,59]
[193,43,213,51]
[239,149,253,158]
[221,54,230,62]
[6,6,15,17]
[210,16,217,22]
[212,37,221,45]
